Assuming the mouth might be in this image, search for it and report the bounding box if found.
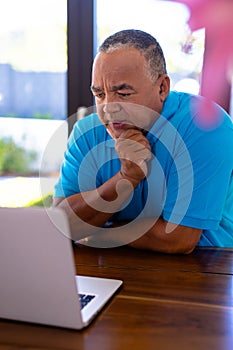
[110,122,128,130]
[107,121,135,130]
[104,121,144,139]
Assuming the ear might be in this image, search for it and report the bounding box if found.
[158,74,170,102]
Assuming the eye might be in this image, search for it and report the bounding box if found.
[94,92,105,99]
[118,92,132,97]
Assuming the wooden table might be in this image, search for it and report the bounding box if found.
[1,244,233,350]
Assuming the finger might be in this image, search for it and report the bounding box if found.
[116,143,152,162]
[116,136,151,151]
[135,148,152,161]
[135,159,148,177]
[119,128,143,139]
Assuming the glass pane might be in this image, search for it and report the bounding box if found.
[95,0,205,94]
[0,0,68,207]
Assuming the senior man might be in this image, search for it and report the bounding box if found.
[53,29,233,253]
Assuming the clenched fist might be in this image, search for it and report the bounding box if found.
[115,129,152,186]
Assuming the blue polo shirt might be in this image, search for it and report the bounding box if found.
[54,91,233,247]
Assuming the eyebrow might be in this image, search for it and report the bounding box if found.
[90,83,136,93]
[90,86,102,93]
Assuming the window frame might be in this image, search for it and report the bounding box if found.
[67,0,95,134]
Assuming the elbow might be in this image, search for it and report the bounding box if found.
[52,197,65,207]
[162,224,201,255]
[183,245,196,255]
[176,246,195,255]
[167,240,197,255]
[164,244,196,255]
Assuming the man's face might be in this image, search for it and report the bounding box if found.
[91,48,169,139]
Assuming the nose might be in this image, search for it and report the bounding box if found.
[103,102,121,114]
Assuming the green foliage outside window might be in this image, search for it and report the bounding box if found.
[25,192,53,207]
[0,137,37,175]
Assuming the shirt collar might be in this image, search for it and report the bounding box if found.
[147,91,180,145]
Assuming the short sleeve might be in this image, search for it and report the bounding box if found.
[162,108,233,230]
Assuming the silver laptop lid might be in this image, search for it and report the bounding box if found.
[0,207,84,329]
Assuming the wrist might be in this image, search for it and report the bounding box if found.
[118,170,141,188]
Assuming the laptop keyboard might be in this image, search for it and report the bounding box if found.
[79,293,96,309]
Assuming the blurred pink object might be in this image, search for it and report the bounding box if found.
[172,0,233,128]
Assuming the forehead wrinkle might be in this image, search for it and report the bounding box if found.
[110,83,136,92]
[91,83,136,93]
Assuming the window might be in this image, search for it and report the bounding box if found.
[95,0,205,95]
[0,0,67,207]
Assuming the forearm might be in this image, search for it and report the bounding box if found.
[53,171,137,237]
[130,218,202,254]
[112,217,202,254]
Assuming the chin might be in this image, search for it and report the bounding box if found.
[106,127,117,140]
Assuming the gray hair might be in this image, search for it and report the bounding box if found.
[98,29,167,83]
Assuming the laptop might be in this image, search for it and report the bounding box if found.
[0,206,122,330]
